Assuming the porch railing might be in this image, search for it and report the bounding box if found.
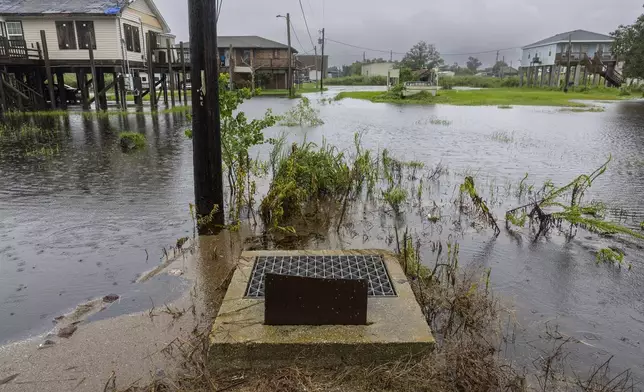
[0,38,42,60]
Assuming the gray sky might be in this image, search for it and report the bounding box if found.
[155,0,643,67]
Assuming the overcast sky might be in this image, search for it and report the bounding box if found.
[155,0,643,67]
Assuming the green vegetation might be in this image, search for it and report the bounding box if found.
[506,157,644,250]
[611,9,644,79]
[324,75,388,86]
[118,132,146,150]
[260,141,351,230]
[559,107,605,113]
[0,123,62,158]
[459,176,500,235]
[429,118,452,126]
[279,97,324,127]
[184,130,193,139]
[259,83,326,96]
[489,131,514,143]
[596,248,630,269]
[335,88,625,107]
[383,187,408,214]
[497,105,512,109]
[439,75,520,89]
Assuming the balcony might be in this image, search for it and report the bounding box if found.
[0,38,42,61]
[556,52,615,65]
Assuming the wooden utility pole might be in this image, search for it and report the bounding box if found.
[390,50,393,62]
[167,39,175,106]
[87,35,100,112]
[320,28,325,90]
[190,0,225,229]
[314,45,318,88]
[285,13,293,97]
[147,32,157,109]
[564,33,572,92]
[40,30,56,109]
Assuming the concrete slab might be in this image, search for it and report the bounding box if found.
[209,250,435,369]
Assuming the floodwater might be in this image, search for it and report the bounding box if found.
[1,87,644,379]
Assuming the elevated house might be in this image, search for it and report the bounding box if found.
[177,36,297,89]
[519,29,622,88]
[0,0,186,112]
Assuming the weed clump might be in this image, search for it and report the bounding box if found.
[260,141,349,229]
[119,132,146,151]
[280,97,324,127]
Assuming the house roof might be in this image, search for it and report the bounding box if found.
[523,29,614,49]
[217,36,297,52]
[0,0,123,15]
[0,0,171,33]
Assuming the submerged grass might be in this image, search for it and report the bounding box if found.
[335,88,626,107]
[118,132,146,150]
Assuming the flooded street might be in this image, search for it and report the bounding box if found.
[1,87,643,378]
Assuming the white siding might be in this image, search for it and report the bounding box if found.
[521,43,559,67]
[361,62,396,77]
[121,5,166,64]
[19,17,120,61]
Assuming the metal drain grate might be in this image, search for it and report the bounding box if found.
[245,254,397,298]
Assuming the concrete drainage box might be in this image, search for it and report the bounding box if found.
[209,250,435,369]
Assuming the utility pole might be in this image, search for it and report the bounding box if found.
[495,50,499,77]
[189,0,225,230]
[363,51,366,62]
[286,13,293,98]
[501,55,505,78]
[314,45,318,88]
[320,28,325,91]
[390,50,393,62]
[564,33,572,92]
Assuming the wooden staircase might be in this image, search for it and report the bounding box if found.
[584,55,623,88]
[0,70,46,111]
[600,65,623,88]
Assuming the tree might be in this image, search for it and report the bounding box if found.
[492,60,508,76]
[401,41,443,70]
[466,57,482,73]
[448,62,459,72]
[349,61,362,75]
[341,65,351,77]
[611,8,644,79]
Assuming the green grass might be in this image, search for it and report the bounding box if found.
[335,88,626,107]
[119,132,146,150]
[259,83,327,97]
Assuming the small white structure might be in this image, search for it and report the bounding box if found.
[362,62,400,85]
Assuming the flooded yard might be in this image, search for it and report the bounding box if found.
[1,87,643,378]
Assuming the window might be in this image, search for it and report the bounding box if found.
[76,21,96,49]
[241,49,250,64]
[123,23,141,52]
[548,50,552,56]
[6,21,23,45]
[56,21,77,49]
[0,22,6,38]
[273,49,279,58]
[528,53,531,59]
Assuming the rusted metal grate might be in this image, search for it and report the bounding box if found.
[245,254,396,298]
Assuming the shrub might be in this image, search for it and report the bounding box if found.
[324,75,387,86]
[119,132,146,150]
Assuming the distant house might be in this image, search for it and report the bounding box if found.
[296,54,327,82]
[178,36,297,89]
[361,62,399,85]
[519,29,621,87]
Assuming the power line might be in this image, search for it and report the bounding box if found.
[289,22,308,53]
[326,37,521,58]
[298,0,316,49]
[325,38,402,54]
